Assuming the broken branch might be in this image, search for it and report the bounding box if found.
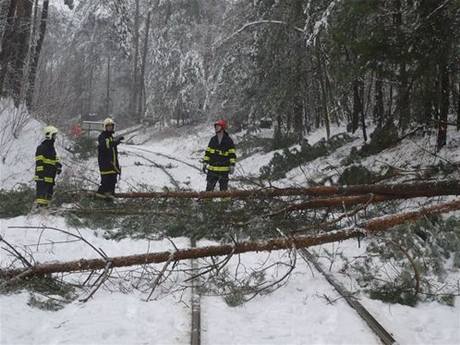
[2,199,460,280]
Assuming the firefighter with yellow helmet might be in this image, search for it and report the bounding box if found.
[96,118,123,199]
[34,125,62,207]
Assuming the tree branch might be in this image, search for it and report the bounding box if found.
[2,199,460,280]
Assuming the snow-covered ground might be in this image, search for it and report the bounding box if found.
[0,215,191,345]
[1,106,460,344]
[0,101,70,190]
[310,237,460,345]
[201,268,381,345]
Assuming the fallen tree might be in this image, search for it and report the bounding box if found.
[2,199,460,280]
[272,187,460,214]
[110,180,460,199]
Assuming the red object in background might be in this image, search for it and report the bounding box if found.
[70,123,82,138]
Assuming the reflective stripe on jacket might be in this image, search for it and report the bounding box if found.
[34,139,60,184]
[203,132,236,173]
[98,131,120,175]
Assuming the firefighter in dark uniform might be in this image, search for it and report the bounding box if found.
[34,126,62,207]
[96,118,123,199]
[202,119,236,191]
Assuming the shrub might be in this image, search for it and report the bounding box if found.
[72,136,97,160]
[350,216,460,306]
[338,165,374,185]
[359,121,399,157]
[0,184,35,218]
[260,133,353,180]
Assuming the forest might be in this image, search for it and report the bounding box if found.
[1,0,459,149]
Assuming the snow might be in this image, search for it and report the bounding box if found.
[1,102,460,344]
[201,252,380,345]
[279,125,460,187]
[1,291,188,345]
[0,100,69,190]
[0,215,191,345]
[312,239,460,345]
[363,297,460,345]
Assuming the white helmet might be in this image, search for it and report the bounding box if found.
[44,125,58,140]
[103,117,115,129]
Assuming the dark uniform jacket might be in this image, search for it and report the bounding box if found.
[98,131,121,175]
[203,132,236,173]
[34,140,61,184]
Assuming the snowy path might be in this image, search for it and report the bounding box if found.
[117,143,205,192]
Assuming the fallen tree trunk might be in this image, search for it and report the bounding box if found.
[111,180,460,200]
[2,199,460,279]
[274,187,460,214]
[54,208,176,217]
[272,194,398,215]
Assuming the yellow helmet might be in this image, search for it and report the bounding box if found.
[103,117,115,129]
[44,125,58,140]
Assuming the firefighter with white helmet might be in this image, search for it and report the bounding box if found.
[96,118,123,199]
[34,125,62,207]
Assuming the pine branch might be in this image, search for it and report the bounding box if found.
[2,199,460,280]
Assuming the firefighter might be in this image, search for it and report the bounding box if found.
[96,118,123,199]
[202,119,236,191]
[34,126,62,207]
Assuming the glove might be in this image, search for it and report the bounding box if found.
[114,136,124,145]
[229,166,235,175]
[56,162,62,175]
[202,163,208,174]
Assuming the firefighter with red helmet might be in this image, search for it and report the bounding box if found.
[202,119,236,191]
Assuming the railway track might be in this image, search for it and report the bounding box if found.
[275,229,397,345]
[297,247,397,345]
[121,146,203,344]
[190,238,201,345]
[70,143,397,344]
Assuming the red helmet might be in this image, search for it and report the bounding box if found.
[214,119,227,129]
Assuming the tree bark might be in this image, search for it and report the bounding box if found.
[130,0,140,121]
[437,54,450,150]
[0,0,12,42]
[138,1,158,120]
[276,190,459,214]
[374,69,384,128]
[105,56,111,115]
[11,0,33,107]
[29,0,39,57]
[457,81,460,131]
[393,0,410,131]
[104,180,460,200]
[316,39,330,140]
[397,62,410,131]
[0,0,17,96]
[26,0,49,109]
[352,79,361,133]
[190,0,200,23]
[3,199,460,279]
[422,73,434,128]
